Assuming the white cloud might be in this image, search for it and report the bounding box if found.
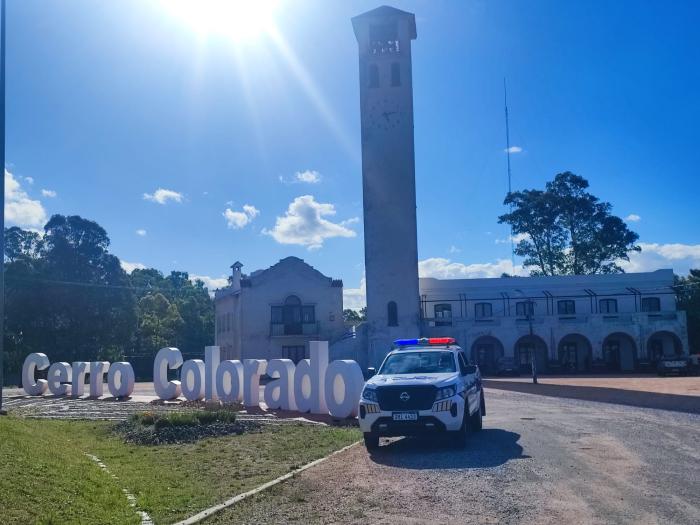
[449,245,461,254]
[120,260,146,273]
[24,176,34,185]
[190,274,229,293]
[619,242,700,275]
[495,232,531,245]
[143,188,184,205]
[5,170,48,228]
[136,229,147,237]
[624,214,642,222]
[41,189,57,198]
[419,257,527,279]
[263,195,357,250]
[223,204,260,229]
[279,169,323,184]
[343,274,366,311]
[505,146,523,153]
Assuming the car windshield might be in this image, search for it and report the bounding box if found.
[379,351,456,374]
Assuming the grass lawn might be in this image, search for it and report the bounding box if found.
[0,416,361,525]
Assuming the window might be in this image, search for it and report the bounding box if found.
[282,345,305,364]
[302,305,315,323]
[516,301,535,317]
[369,23,399,55]
[474,302,493,319]
[379,351,456,375]
[557,300,576,315]
[641,297,660,312]
[368,64,379,88]
[458,352,470,375]
[387,301,398,327]
[434,304,452,326]
[271,306,283,324]
[391,62,401,86]
[599,299,618,314]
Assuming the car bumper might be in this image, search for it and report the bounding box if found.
[358,395,466,435]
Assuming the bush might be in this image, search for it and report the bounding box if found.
[130,409,236,430]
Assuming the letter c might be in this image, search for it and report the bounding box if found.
[153,347,183,400]
[22,353,50,396]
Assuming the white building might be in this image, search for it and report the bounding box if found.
[214,257,345,362]
[419,269,688,374]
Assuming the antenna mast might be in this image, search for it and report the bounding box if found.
[504,78,515,272]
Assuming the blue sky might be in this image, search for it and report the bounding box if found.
[5,0,700,308]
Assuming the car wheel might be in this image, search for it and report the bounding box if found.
[363,432,379,451]
[471,403,483,431]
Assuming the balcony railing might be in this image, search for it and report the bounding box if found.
[270,322,320,337]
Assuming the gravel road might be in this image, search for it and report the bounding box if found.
[208,388,700,524]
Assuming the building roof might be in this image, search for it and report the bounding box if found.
[351,5,417,40]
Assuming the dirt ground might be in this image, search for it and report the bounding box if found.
[207,389,700,525]
[488,374,700,396]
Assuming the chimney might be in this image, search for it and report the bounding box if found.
[230,261,243,292]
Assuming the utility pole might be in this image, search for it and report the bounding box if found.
[503,78,515,274]
[0,0,7,415]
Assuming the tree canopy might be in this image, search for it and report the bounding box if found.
[499,172,640,276]
[3,215,214,382]
[675,269,700,353]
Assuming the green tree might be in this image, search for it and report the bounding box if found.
[499,172,640,276]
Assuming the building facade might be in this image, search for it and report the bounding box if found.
[214,257,346,362]
[419,269,688,374]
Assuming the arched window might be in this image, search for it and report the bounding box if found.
[368,64,379,88]
[387,301,398,327]
[283,295,302,334]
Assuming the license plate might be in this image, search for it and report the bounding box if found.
[392,412,418,421]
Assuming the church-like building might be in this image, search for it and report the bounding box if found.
[214,6,689,373]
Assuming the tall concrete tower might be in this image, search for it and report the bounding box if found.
[352,6,420,367]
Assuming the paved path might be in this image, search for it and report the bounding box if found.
[208,389,700,525]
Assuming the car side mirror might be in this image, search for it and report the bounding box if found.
[463,365,477,375]
[366,367,376,378]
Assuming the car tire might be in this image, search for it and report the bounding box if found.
[471,402,483,432]
[363,432,379,451]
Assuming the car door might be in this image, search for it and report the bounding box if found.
[458,351,479,415]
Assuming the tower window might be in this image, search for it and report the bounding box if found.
[387,301,398,327]
[368,64,379,88]
[391,63,401,86]
[370,23,399,55]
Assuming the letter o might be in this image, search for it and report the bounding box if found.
[293,359,313,413]
[216,360,244,403]
[181,359,205,401]
[324,360,365,418]
[108,362,135,398]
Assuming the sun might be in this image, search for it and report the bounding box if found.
[162,0,280,42]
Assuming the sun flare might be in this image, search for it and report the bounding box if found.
[162,0,280,42]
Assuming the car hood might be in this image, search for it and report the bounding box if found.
[366,372,459,388]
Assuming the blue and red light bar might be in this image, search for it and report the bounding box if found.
[394,337,456,347]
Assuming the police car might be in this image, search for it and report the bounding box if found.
[358,337,485,450]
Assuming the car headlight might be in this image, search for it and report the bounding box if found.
[362,387,378,403]
[435,384,457,401]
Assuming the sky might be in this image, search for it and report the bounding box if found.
[5,0,700,309]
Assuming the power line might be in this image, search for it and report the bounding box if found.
[503,77,515,273]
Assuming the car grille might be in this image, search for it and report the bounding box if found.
[376,385,437,411]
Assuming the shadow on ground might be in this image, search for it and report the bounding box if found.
[485,380,700,414]
[368,428,528,469]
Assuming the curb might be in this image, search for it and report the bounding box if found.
[171,440,362,525]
